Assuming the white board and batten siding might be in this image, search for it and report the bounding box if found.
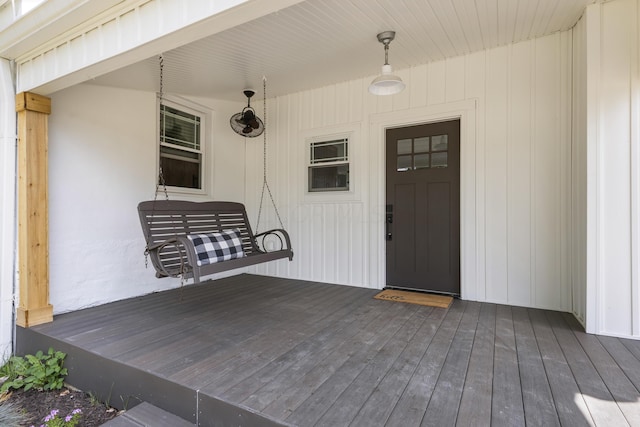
[571,14,588,330]
[576,0,640,338]
[245,31,573,314]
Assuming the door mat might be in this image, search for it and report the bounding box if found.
[374,289,453,309]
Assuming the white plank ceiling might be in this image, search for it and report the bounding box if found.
[90,0,594,101]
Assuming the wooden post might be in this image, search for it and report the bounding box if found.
[15,92,53,327]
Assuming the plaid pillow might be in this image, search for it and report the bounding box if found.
[187,229,244,266]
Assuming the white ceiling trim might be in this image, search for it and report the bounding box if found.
[5,0,595,100]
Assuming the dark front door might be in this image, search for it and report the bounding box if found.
[385,119,460,295]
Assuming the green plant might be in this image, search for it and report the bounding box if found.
[0,353,26,379]
[0,348,68,393]
[32,408,82,427]
[120,394,131,411]
[88,390,100,406]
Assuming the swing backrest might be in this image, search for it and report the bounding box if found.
[138,200,262,267]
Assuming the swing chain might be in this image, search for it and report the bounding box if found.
[155,166,170,201]
[255,76,285,234]
[145,54,170,270]
[156,55,169,202]
[153,83,186,286]
[149,166,186,288]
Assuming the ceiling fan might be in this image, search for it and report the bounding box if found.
[230,90,264,138]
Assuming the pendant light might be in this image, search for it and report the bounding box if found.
[368,31,405,96]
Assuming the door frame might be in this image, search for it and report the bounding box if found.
[369,100,478,301]
[385,120,461,295]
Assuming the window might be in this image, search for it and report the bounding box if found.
[159,98,205,190]
[308,138,349,192]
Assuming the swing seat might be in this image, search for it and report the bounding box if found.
[138,200,293,283]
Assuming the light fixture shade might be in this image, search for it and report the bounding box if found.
[369,64,405,95]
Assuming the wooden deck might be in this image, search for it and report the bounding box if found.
[16,274,640,426]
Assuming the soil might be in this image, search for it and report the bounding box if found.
[2,387,120,427]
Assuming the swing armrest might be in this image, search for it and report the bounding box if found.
[146,238,179,252]
[253,228,293,255]
[145,237,194,278]
[147,236,200,264]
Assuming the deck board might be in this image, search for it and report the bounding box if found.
[176,287,376,391]
[512,307,560,426]
[225,293,393,407]
[205,288,377,397]
[455,303,496,426]
[343,303,447,427]
[527,309,592,427]
[491,305,525,426]
[384,298,465,426]
[18,273,640,427]
[598,335,640,392]
[284,304,420,426]
[547,311,630,426]
[260,301,409,421]
[314,307,431,427]
[421,301,480,427]
[563,313,640,425]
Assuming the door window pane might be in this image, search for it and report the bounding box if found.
[415,154,431,169]
[395,132,450,172]
[431,135,448,151]
[397,155,412,171]
[431,152,448,168]
[414,137,430,153]
[397,139,412,155]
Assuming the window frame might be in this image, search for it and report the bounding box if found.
[300,124,361,203]
[308,137,350,193]
[157,95,210,195]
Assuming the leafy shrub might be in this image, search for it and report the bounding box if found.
[0,348,68,393]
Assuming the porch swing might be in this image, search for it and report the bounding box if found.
[138,57,293,284]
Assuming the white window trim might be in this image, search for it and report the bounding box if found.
[157,94,212,197]
[308,137,349,193]
[301,123,361,203]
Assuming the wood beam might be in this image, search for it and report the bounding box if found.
[16,92,53,327]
